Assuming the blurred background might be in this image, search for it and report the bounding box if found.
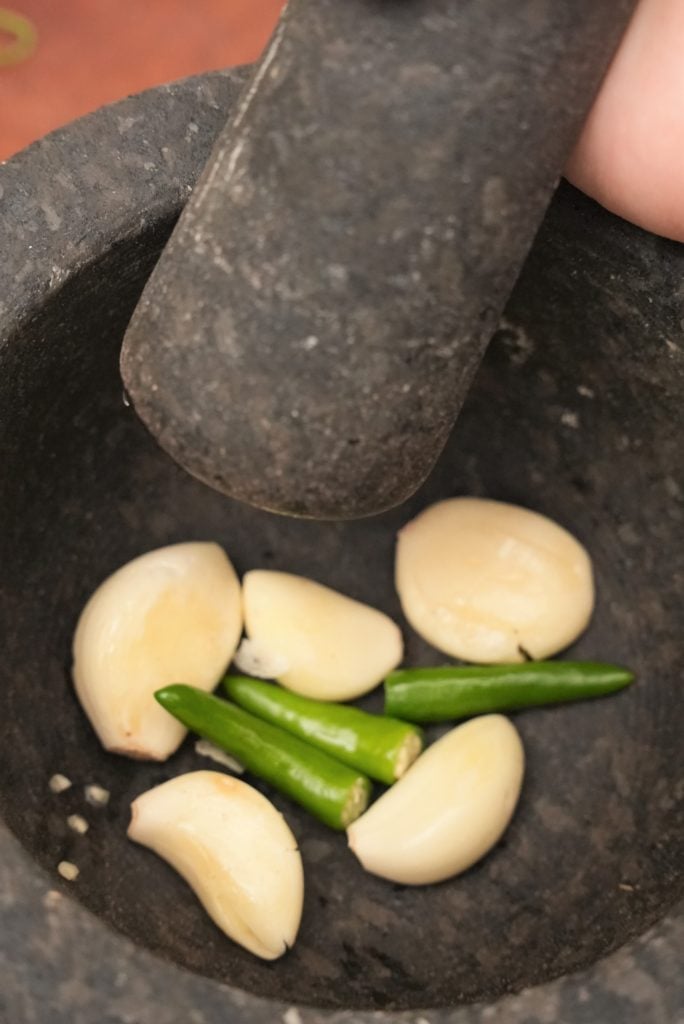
[0,0,284,161]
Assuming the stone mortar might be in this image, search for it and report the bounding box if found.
[0,70,682,1024]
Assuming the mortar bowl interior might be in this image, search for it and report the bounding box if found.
[0,78,682,1015]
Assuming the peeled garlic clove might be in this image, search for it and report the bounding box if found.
[242,570,403,700]
[347,715,524,885]
[73,542,242,760]
[396,497,594,663]
[128,771,303,959]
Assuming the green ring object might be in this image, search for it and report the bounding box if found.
[0,8,37,68]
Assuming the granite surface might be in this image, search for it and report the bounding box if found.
[1,62,683,1024]
[1,826,683,1022]
[120,0,635,518]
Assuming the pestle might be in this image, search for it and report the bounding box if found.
[120,0,636,519]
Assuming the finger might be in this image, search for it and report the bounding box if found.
[565,0,684,242]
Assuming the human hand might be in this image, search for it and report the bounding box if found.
[566,0,684,242]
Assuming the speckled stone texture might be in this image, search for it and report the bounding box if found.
[1,71,683,1024]
[121,0,636,519]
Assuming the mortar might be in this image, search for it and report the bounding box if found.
[0,70,682,1024]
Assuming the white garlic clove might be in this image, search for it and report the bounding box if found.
[396,497,594,663]
[242,570,403,701]
[72,542,242,760]
[347,715,524,885]
[128,771,303,959]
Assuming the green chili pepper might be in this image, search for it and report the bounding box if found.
[223,675,423,785]
[384,662,634,722]
[155,685,371,829]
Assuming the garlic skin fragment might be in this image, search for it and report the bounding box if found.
[48,773,72,794]
[57,860,80,881]
[67,814,89,835]
[233,636,291,680]
[194,739,244,774]
[128,771,303,959]
[72,542,242,760]
[396,498,594,663]
[242,570,403,701]
[347,715,524,885]
[84,783,110,807]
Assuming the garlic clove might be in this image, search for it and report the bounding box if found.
[73,542,242,760]
[242,570,403,701]
[347,715,524,885]
[128,771,303,959]
[396,498,594,663]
